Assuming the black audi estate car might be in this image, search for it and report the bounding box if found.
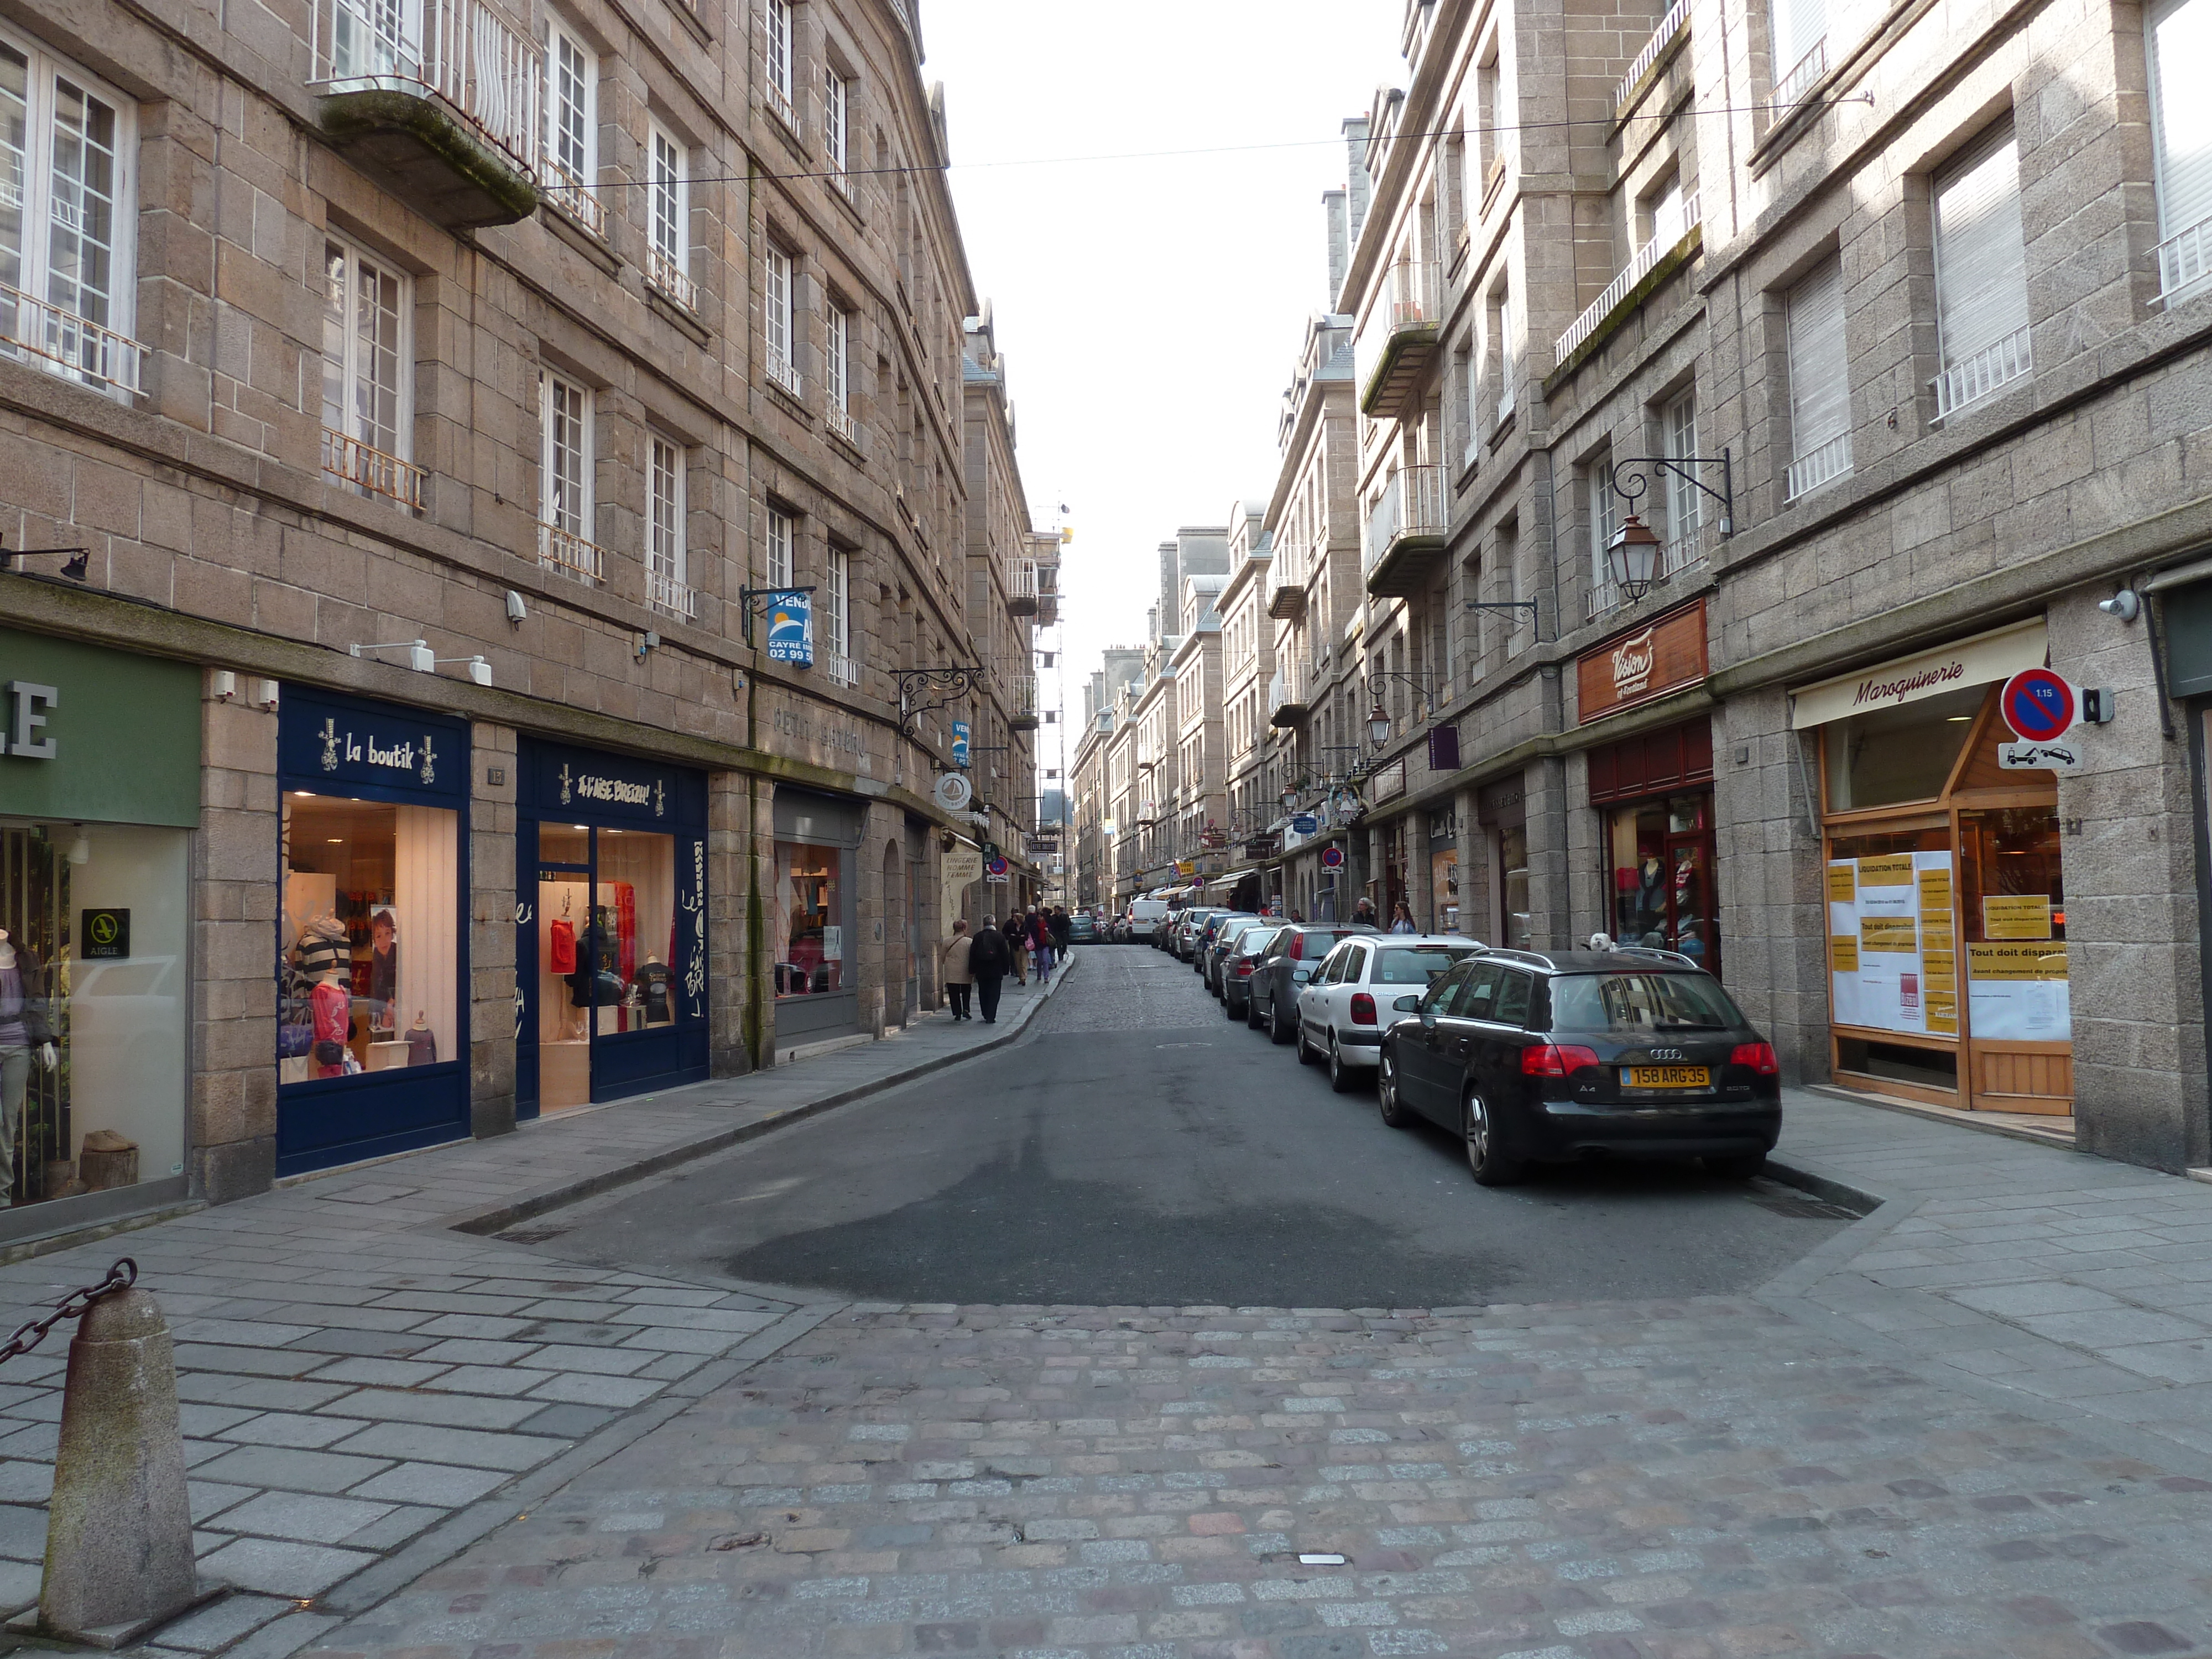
[1375,947,1781,1186]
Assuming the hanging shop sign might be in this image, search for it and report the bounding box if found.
[765,591,814,666]
[1790,618,2047,729]
[1578,599,1708,723]
[1291,813,1318,834]
[951,720,971,769]
[1427,724,1461,771]
[1370,760,1407,801]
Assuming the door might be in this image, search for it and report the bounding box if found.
[1401,959,1477,1113]
[1460,964,1536,1120]
[531,822,594,1114]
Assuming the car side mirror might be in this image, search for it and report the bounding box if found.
[1291,967,1312,984]
[1393,994,1419,1014]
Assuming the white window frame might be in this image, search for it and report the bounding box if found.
[1493,280,1517,421]
[825,544,854,683]
[647,433,692,618]
[764,0,795,128]
[321,234,420,509]
[823,300,855,442]
[764,244,801,396]
[543,20,603,237]
[1587,452,1619,614]
[0,25,140,397]
[539,372,601,580]
[1931,123,2031,419]
[646,122,696,309]
[1662,388,1699,568]
[765,504,794,588]
[823,63,851,196]
[1783,258,1852,499]
[1771,0,1829,104]
[2148,0,2212,300]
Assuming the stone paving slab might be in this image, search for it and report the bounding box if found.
[0,962,1074,1657]
[301,1299,2212,1659]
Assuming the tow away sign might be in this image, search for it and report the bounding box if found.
[2000,737,2084,774]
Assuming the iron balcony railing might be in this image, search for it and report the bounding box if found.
[764,344,802,398]
[321,426,425,509]
[0,279,145,396]
[1011,557,1040,603]
[1931,324,2031,420]
[826,404,858,446]
[645,568,696,619]
[1784,430,1853,502]
[765,77,795,131]
[540,157,605,238]
[537,519,606,582]
[1364,463,1447,570]
[825,649,857,686]
[646,245,697,310]
[1615,0,1691,110]
[2156,214,2211,304]
[310,0,540,178]
[1776,35,1828,108]
[1554,188,1700,365]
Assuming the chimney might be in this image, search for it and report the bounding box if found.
[1343,117,1373,246]
[1324,188,1349,301]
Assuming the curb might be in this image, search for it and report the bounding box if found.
[445,951,1076,1239]
[1760,1153,1886,1217]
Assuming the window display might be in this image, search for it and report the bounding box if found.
[279,795,458,1081]
[775,840,848,996]
[1605,790,1719,975]
[0,821,189,1208]
[1499,823,1532,950]
[534,823,677,1111]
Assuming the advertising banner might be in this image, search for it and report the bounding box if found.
[1827,851,1958,1037]
[765,591,813,666]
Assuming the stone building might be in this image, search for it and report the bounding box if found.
[0,0,1045,1233]
[1265,0,2212,1167]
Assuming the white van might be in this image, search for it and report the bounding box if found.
[1126,898,1172,944]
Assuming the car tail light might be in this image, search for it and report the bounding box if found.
[1235,959,1254,978]
[1731,1041,1780,1076]
[1288,934,1305,960]
[1521,1043,1602,1077]
[1349,992,1377,1025]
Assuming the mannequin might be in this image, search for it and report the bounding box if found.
[633,954,672,1025]
[404,1009,437,1068]
[0,928,57,1207]
[310,962,351,1078]
[291,912,349,991]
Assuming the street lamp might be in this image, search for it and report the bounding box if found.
[1605,513,1663,601]
[1368,702,1393,748]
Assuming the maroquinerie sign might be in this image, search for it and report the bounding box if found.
[1578,599,1708,723]
[1790,619,2048,731]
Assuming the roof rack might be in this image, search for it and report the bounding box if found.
[1613,945,1702,969]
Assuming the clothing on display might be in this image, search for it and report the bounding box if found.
[311,977,351,1075]
[404,1015,437,1068]
[548,917,576,974]
[0,933,56,1207]
[290,915,348,986]
[633,959,672,1024]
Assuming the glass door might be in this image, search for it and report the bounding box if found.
[534,823,593,1112]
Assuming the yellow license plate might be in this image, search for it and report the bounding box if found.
[1626,1065,1711,1088]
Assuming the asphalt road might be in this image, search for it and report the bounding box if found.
[512,944,1849,1307]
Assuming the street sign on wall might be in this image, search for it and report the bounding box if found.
[2000,668,2078,742]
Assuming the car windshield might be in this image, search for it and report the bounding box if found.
[1373,946,1475,984]
[1550,972,1748,1034]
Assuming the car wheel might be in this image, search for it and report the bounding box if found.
[1328,1034,1360,1094]
[1297,1020,1318,1065]
[1224,990,1240,1020]
[1705,1152,1767,1180]
[1270,1003,1295,1045]
[1246,994,1266,1031]
[1463,1092,1525,1186]
[1377,1051,1414,1127]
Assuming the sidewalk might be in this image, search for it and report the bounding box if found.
[0,956,1074,1659]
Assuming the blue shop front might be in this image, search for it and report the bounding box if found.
[516,738,709,1115]
[277,686,472,1176]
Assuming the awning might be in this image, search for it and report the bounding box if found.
[1789,618,2046,728]
[1205,868,1257,892]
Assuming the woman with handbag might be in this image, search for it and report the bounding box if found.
[940,920,974,1021]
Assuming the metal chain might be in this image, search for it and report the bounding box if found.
[0,1259,137,1367]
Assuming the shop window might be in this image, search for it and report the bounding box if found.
[533,822,679,1110]
[0,822,187,1208]
[1823,681,1983,810]
[280,793,458,1083]
[1605,790,1719,975]
[775,839,848,995]
[1958,805,2068,1042]
[1499,822,1532,949]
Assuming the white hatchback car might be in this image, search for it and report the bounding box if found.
[1297,934,1484,1093]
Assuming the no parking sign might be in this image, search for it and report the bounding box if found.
[1320,845,1344,869]
[2000,668,2077,742]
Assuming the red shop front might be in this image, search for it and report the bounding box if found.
[1587,719,1720,980]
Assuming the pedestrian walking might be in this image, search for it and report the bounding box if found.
[1049,906,1072,956]
[939,919,974,1021]
[1028,908,1055,983]
[969,915,1012,1022]
[1389,900,1417,934]
[1353,895,1378,927]
[1004,912,1029,985]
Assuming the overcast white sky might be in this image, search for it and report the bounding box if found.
[924,3,1407,792]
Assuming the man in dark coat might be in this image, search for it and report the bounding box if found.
[968,915,1013,1023]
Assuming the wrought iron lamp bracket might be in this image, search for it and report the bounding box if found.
[893,666,987,740]
[1609,450,1735,536]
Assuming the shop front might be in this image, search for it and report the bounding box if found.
[515,738,709,1116]
[278,685,471,1173]
[1428,804,1459,933]
[772,787,864,1044]
[1479,775,1531,950]
[1790,618,2067,1114]
[0,628,198,1232]
[1588,721,1719,975]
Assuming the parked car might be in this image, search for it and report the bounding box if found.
[1194,912,1254,977]
[1297,935,1482,1093]
[1175,909,1224,961]
[1221,925,1285,1019]
[1154,910,1185,948]
[1374,947,1782,1186]
[1248,924,1378,1041]
[1067,913,1099,944]
[1207,916,1274,997]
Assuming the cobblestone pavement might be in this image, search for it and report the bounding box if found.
[309,1297,2212,1659]
[0,966,1071,1659]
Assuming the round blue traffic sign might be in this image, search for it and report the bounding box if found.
[1320,845,1344,869]
[2001,669,2076,742]
[985,856,1009,877]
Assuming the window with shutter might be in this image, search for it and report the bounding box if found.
[1931,124,2031,417]
[1771,0,1828,102]
[2150,0,2212,300]
[1784,259,1851,499]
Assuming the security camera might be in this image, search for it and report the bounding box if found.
[505,589,528,626]
[2099,589,2141,622]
